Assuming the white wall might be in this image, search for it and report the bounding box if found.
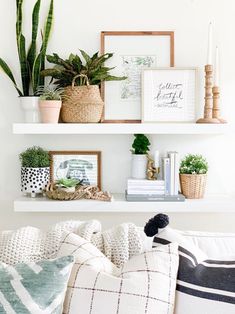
[0,0,235,232]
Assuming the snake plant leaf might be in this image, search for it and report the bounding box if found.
[103,75,127,81]
[18,34,30,96]
[0,58,23,96]
[16,0,23,41]
[32,52,42,94]
[27,0,41,73]
[39,0,54,86]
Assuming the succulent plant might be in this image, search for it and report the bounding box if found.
[37,85,64,101]
[41,50,127,87]
[180,154,208,175]
[56,178,81,188]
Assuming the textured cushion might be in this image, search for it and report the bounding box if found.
[57,232,179,314]
[153,227,235,314]
[0,255,74,313]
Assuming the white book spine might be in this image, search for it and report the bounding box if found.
[168,152,175,196]
[128,186,165,191]
[174,152,179,195]
[127,179,165,186]
[127,190,165,195]
[162,157,170,195]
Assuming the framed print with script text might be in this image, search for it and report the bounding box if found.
[142,68,197,123]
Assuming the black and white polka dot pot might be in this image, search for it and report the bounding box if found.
[21,167,50,197]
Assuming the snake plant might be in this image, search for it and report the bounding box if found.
[0,0,54,96]
[41,51,127,87]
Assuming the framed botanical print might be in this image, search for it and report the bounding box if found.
[142,68,197,123]
[100,31,175,123]
[49,151,101,189]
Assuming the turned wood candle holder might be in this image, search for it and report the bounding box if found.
[197,65,220,124]
[212,86,227,124]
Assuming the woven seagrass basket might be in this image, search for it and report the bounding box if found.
[61,74,104,123]
[180,174,207,199]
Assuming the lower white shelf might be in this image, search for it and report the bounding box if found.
[14,194,235,213]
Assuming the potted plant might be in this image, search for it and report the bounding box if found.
[56,178,81,193]
[37,85,63,123]
[41,51,126,123]
[20,146,50,197]
[179,154,208,199]
[0,0,54,123]
[131,134,151,179]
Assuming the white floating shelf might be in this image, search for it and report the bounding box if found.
[12,123,229,135]
[14,194,235,213]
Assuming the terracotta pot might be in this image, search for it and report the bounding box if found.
[39,100,62,123]
[20,96,40,123]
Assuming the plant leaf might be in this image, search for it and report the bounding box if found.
[18,34,29,96]
[80,49,91,65]
[32,52,42,94]
[16,0,23,41]
[39,0,54,86]
[27,0,41,73]
[0,58,23,96]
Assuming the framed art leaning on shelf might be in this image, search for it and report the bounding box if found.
[142,67,197,123]
[101,31,175,123]
[49,151,101,189]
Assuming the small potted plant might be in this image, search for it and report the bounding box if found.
[179,154,208,199]
[20,147,50,197]
[37,85,63,123]
[0,0,54,123]
[41,51,126,123]
[131,134,151,179]
[56,178,81,193]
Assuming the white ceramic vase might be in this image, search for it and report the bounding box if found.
[20,96,40,123]
[21,167,50,197]
[131,154,147,179]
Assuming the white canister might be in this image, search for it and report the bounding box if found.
[20,96,40,123]
[131,154,147,179]
[21,167,50,197]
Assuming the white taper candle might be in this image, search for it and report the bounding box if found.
[154,151,160,168]
[207,22,213,65]
[214,46,220,86]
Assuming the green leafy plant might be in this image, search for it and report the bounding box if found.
[131,134,151,155]
[19,146,50,168]
[180,154,208,175]
[37,85,64,101]
[41,51,127,87]
[56,178,81,188]
[0,0,54,96]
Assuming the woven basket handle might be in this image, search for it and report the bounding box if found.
[72,74,90,89]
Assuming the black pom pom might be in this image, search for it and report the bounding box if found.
[144,214,169,237]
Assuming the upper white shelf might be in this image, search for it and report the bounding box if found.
[14,193,235,213]
[12,123,229,135]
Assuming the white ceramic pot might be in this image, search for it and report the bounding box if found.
[58,186,76,193]
[39,100,62,123]
[21,167,50,197]
[131,154,147,179]
[20,96,40,123]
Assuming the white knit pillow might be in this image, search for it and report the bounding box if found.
[57,232,179,314]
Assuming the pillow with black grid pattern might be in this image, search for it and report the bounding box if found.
[57,232,179,314]
[152,226,235,314]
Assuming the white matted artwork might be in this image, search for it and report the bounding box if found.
[49,151,101,188]
[101,32,174,122]
[142,68,197,122]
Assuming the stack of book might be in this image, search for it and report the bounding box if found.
[126,178,185,202]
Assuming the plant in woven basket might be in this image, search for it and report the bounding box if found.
[179,154,208,199]
[19,147,50,198]
[41,50,127,87]
[179,154,208,174]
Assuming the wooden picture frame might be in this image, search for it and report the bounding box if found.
[49,151,101,189]
[100,31,175,123]
[142,67,197,123]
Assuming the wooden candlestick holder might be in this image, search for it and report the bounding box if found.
[197,65,220,124]
[212,86,227,123]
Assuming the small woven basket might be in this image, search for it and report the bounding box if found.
[180,174,207,199]
[61,74,104,123]
[45,183,87,201]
